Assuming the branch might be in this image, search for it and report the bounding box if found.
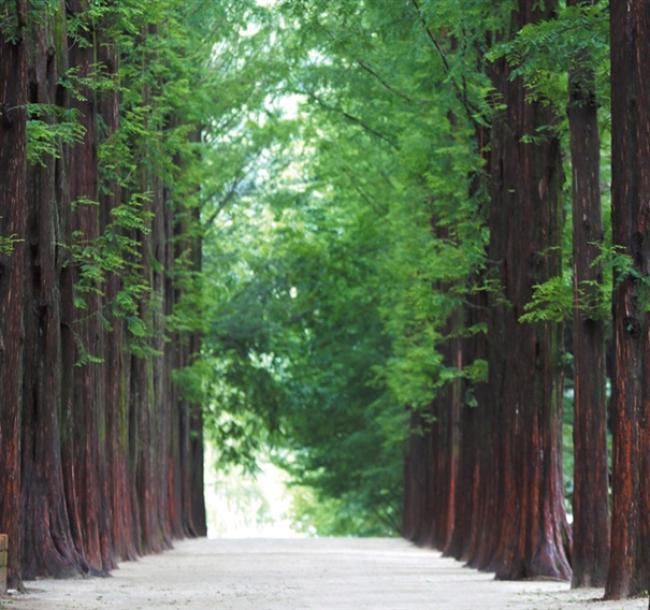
[409,0,482,127]
[308,94,400,150]
[410,0,451,71]
[201,174,245,228]
[355,59,417,104]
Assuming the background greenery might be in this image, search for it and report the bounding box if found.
[166,0,612,536]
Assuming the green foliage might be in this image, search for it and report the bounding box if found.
[289,484,398,537]
[488,1,609,115]
[67,193,153,330]
[0,231,21,255]
[189,0,505,534]
[519,274,573,323]
[21,0,256,366]
[26,104,85,166]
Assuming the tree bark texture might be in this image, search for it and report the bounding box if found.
[606,0,650,599]
[0,0,29,588]
[485,0,570,580]
[566,0,609,588]
[21,9,85,580]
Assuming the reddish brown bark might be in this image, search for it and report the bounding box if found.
[431,314,462,551]
[566,0,609,588]
[96,32,139,564]
[446,290,488,562]
[0,0,28,588]
[401,411,431,542]
[21,13,85,579]
[66,1,112,572]
[606,0,650,598]
[484,0,571,580]
[188,208,207,536]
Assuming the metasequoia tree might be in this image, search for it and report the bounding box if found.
[566,0,609,588]
[606,0,650,598]
[485,0,570,580]
[399,0,571,580]
[0,0,29,586]
[21,2,85,579]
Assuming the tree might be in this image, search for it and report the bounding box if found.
[606,0,650,598]
[21,1,85,578]
[482,0,571,580]
[0,0,28,587]
[566,0,609,588]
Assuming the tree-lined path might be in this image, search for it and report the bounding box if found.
[3,538,646,610]
[3,0,650,607]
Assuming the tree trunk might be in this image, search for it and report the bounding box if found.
[66,1,111,572]
[566,0,609,588]
[606,0,650,598]
[401,411,427,541]
[485,0,571,580]
[0,0,28,588]
[21,11,85,579]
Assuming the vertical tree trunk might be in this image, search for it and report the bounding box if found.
[606,0,650,598]
[21,11,85,579]
[66,2,110,571]
[485,0,571,580]
[446,291,488,562]
[96,29,140,563]
[401,411,427,541]
[566,0,609,588]
[189,207,207,536]
[0,0,28,588]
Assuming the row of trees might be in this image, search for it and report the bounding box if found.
[400,0,649,598]
[189,0,649,601]
[0,0,238,588]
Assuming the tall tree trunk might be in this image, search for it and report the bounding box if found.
[446,290,488,562]
[21,11,85,579]
[66,1,111,572]
[401,411,427,541]
[485,0,571,580]
[0,0,28,588]
[96,30,139,563]
[566,0,609,588]
[606,0,650,598]
[189,207,207,536]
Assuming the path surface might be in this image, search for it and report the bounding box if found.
[3,538,646,610]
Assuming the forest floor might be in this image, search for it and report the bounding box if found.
[1,538,646,610]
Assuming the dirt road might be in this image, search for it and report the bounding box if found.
[3,538,645,610]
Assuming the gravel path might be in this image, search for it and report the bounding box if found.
[2,538,646,610]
